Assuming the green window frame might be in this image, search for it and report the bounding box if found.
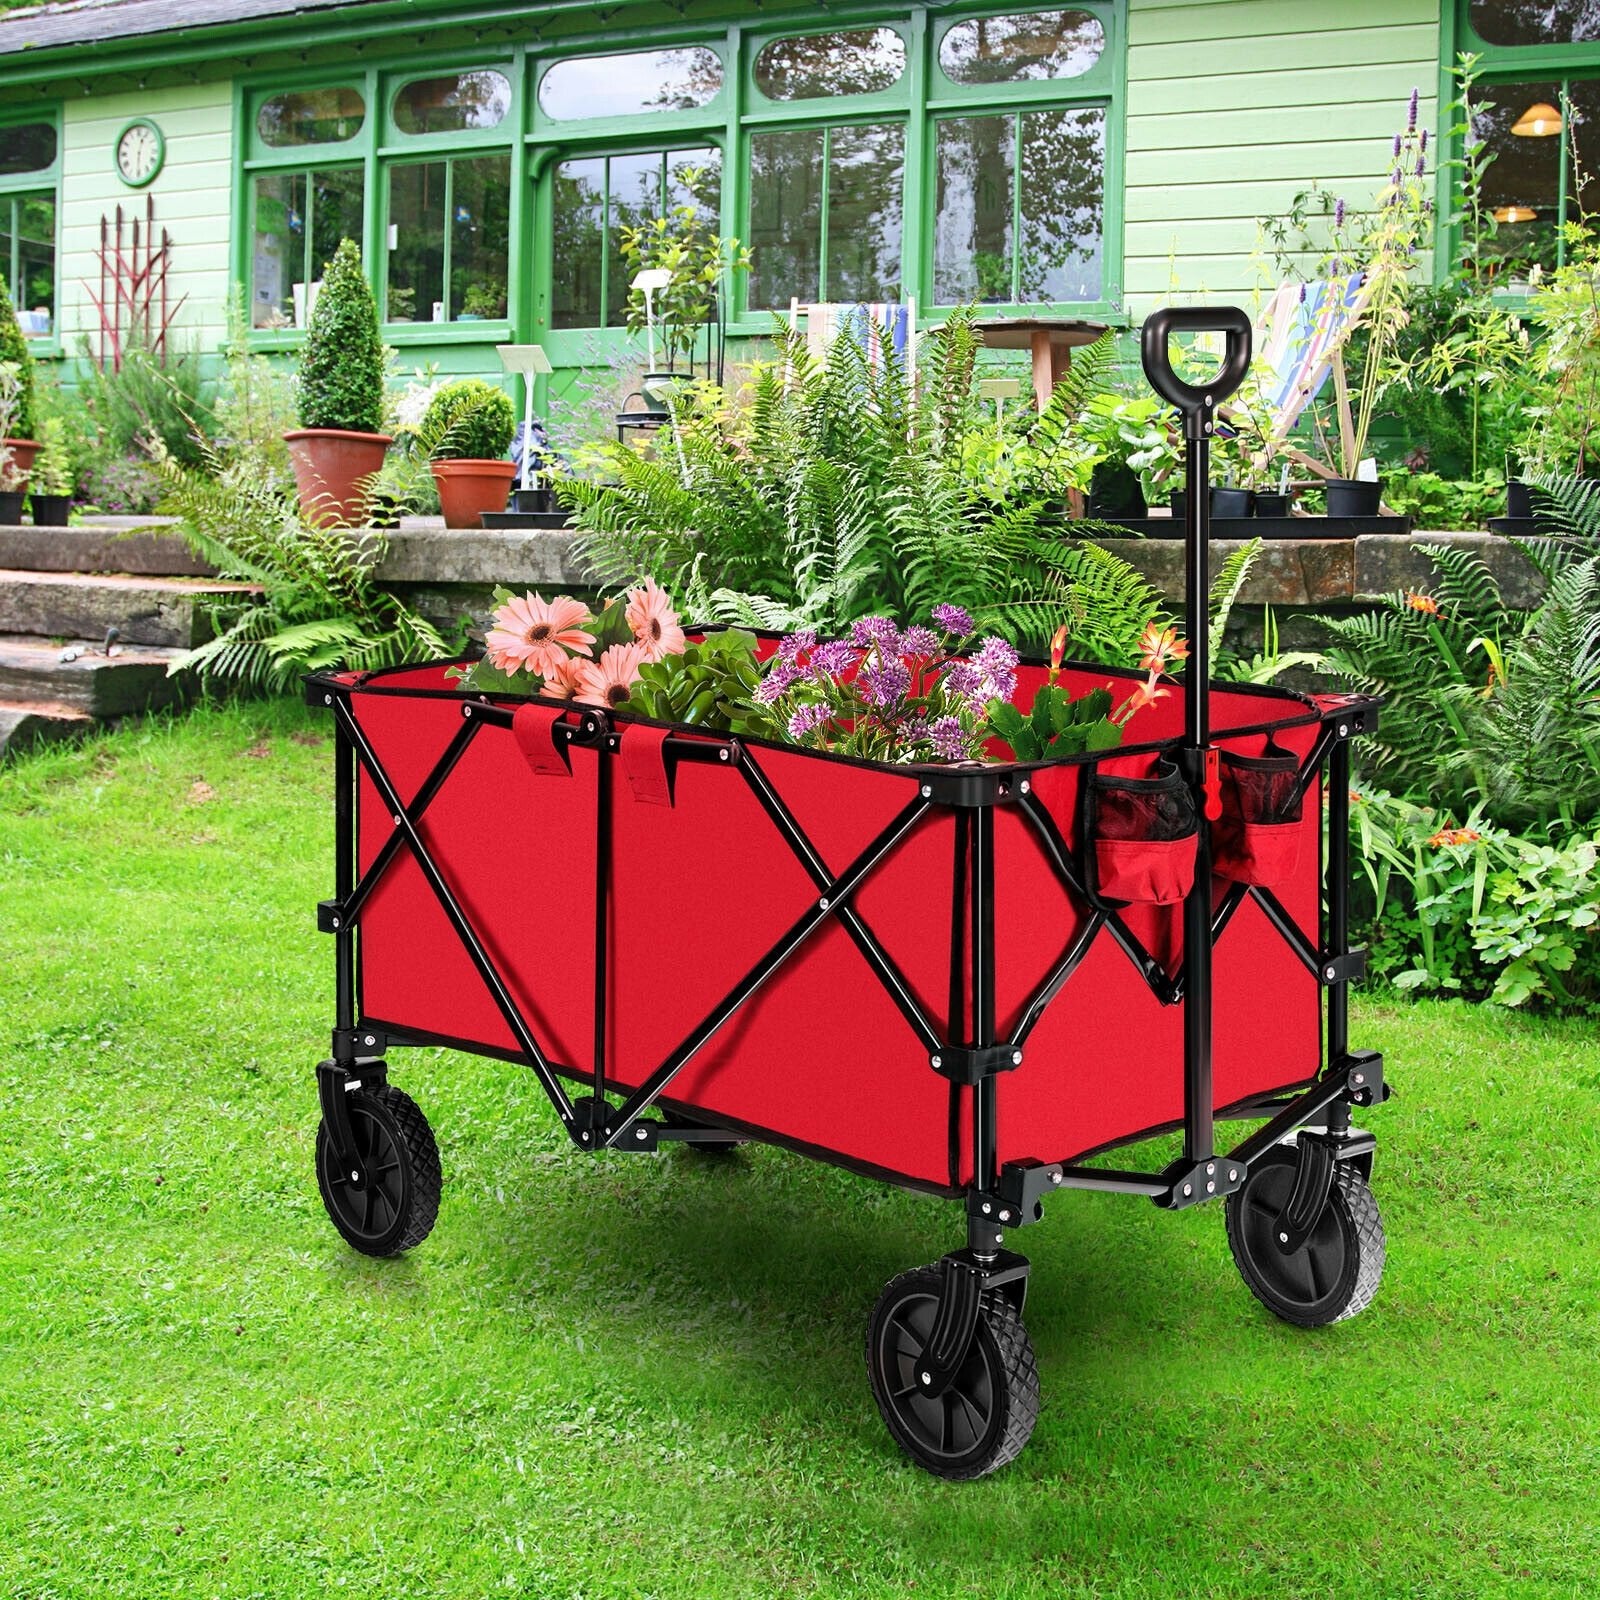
[0,107,62,351]
[1444,1,1600,277]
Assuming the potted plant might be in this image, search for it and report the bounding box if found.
[458,282,506,322]
[26,414,73,526]
[425,377,517,528]
[0,273,38,490]
[1082,393,1164,520]
[283,237,391,526]
[1317,96,1433,516]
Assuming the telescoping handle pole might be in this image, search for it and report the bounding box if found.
[1139,306,1252,1170]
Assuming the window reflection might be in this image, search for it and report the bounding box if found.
[394,72,512,135]
[938,11,1105,85]
[539,48,723,120]
[250,168,363,327]
[1470,0,1600,45]
[753,29,906,100]
[257,88,365,147]
[0,122,57,177]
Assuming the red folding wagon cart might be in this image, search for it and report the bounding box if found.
[304,309,1390,1477]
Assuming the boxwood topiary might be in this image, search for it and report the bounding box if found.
[298,238,385,434]
[0,271,38,440]
[423,378,515,461]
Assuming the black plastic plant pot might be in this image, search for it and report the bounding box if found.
[1253,492,1289,518]
[1505,478,1533,520]
[28,493,71,527]
[1169,489,1187,520]
[1210,486,1254,519]
[0,491,23,525]
[511,485,551,515]
[1325,478,1382,518]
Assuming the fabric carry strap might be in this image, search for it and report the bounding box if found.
[620,722,673,806]
[512,702,573,776]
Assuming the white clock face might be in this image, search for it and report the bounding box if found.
[117,122,161,185]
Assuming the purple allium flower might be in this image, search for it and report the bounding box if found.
[787,703,831,740]
[931,603,975,636]
[1334,196,1346,228]
[860,659,911,708]
[943,661,983,703]
[850,616,898,649]
[928,716,967,762]
[896,624,938,658]
[973,636,1019,679]
[756,660,803,703]
[811,639,857,677]
[1408,87,1419,130]
[778,628,817,663]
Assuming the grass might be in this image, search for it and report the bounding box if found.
[1,698,1597,1599]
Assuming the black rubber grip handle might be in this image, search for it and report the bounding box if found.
[1139,306,1253,430]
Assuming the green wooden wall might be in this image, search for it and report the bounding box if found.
[32,0,1447,372]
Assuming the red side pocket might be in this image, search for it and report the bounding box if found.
[1084,757,1200,907]
[1093,832,1199,905]
[1212,743,1303,886]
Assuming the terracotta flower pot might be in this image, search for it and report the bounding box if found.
[3,436,39,494]
[431,459,518,529]
[284,427,393,526]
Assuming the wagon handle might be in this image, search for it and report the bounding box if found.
[1138,306,1252,441]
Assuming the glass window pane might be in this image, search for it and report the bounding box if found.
[939,11,1106,85]
[1470,0,1600,45]
[450,154,511,319]
[251,172,304,328]
[748,127,824,306]
[539,48,723,121]
[394,71,512,135]
[552,157,605,328]
[1570,79,1600,226]
[15,193,55,332]
[935,115,1016,303]
[309,167,366,291]
[388,161,446,324]
[606,151,665,326]
[0,208,13,323]
[257,87,365,147]
[753,29,906,101]
[1473,80,1562,280]
[825,123,904,300]
[1019,106,1105,301]
[0,122,57,177]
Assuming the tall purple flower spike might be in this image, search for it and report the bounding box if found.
[1408,87,1419,130]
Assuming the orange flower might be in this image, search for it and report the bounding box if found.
[624,576,687,664]
[1427,827,1482,847]
[576,642,647,708]
[1137,624,1190,674]
[1405,592,1442,616]
[484,593,595,677]
[1115,669,1170,724]
[1049,624,1069,679]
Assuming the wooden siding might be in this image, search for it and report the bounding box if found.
[1124,0,1441,313]
[60,82,234,352]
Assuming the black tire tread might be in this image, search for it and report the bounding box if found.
[867,1266,1041,1480]
[316,1083,441,1257]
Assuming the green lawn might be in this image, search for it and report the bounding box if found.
[1,700,1596,1599]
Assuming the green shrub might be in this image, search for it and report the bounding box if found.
[75,331,210,469]
[0,271,37,439]
[423,378,515,460]
[298,238,385,434]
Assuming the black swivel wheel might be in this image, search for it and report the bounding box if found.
[316,1083,442,1257]
[1225,1144,1385,1327]
[866,1265,1040,1479]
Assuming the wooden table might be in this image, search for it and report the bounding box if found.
[969,317,1110,412]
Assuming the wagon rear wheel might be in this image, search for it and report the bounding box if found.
[1225,1145,1384,1327]
[867,1265,1039,1479]
[316,1084,441,1257]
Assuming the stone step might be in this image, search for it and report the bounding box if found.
[0,697,95,760]
[0,519,211,577]
[0,634,192,719]
[0,570,258,648]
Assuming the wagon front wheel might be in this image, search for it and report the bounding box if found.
[866,1266,1040,1479]
[1225,1145,1384,1327]
[316,1083,441,1257]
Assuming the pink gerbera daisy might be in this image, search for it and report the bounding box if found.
[538,654,587,701]
[484,593,595,677]
[624,577,687,664]
[575,642,647,709]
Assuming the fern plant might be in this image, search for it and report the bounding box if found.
[562,310,1166,664]
[159,444,457,691]
[1319,471,1600,827]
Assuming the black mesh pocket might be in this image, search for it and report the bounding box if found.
[1086,759,1199,905]
[1214,740,1304,886]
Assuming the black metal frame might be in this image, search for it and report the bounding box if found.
[306,305,1390,1396]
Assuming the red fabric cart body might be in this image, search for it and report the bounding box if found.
[340,658,1327,1194]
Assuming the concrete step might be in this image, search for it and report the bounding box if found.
[0,634,192,718]
[0,520,211,577]
[0,697,95,760]
[0,570,258,648]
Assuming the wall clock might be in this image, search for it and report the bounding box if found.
[114,118,165,187]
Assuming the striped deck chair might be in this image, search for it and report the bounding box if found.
[788,298,917,387]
